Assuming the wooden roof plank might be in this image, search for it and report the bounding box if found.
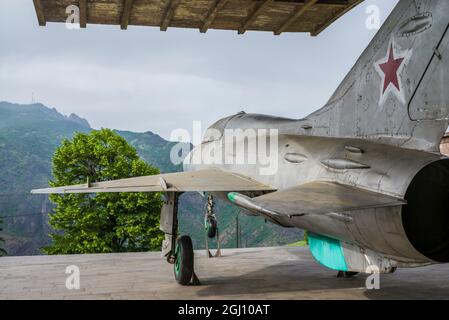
[274,0,318,35]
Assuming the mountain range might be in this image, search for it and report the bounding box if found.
[0,101,303,256]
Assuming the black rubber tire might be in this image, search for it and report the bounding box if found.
[206,217,218,238]
[174,235,194,285]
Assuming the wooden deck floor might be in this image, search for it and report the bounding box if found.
[1,246,449,300]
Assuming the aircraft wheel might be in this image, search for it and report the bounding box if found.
[174,235,194,285]
[205,216,217,238]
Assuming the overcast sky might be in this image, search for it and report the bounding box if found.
[0,0,398,141]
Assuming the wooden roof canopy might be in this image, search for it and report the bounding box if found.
[33,0,363,36]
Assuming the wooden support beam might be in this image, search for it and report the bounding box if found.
[311,0,362,36]
[120,0,135,30]
[238,0,273,35]
[200,0,229,33]
[33,0,46,26]
[79,0,87,28]
[317,1,349,8]
[277,0,347,7]
[274,0,318,35]
[160,0,181,31]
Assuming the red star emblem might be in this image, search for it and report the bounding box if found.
[378,44,404,93]
[374,40,410,105]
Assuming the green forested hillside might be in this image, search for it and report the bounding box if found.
[0,101,303,255]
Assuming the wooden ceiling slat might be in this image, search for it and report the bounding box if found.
[311,0,362,36]
[238,0,273,35]
[274,0,318,35]
[33,0,46,26]
[200,0,230,33]
[120,0,135,30]
[79,0,87,28]
[160,0,182,31]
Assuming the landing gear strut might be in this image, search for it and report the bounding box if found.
[204,194,222,258]
[160,192,200,286]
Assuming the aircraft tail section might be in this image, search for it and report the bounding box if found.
[306,0,449,152]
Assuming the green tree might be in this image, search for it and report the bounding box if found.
[44,129,164,254]
[0,216,6,256]
[303,230,309,245]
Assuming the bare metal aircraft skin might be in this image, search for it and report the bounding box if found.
[33,0,449,280]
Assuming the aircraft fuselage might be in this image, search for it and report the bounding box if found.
[184,113,449,266]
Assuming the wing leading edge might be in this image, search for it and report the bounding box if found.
[31,169,276,194]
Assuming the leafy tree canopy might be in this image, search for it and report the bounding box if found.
[44,129,163,254]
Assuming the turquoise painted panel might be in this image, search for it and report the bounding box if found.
[308,233,348,271]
